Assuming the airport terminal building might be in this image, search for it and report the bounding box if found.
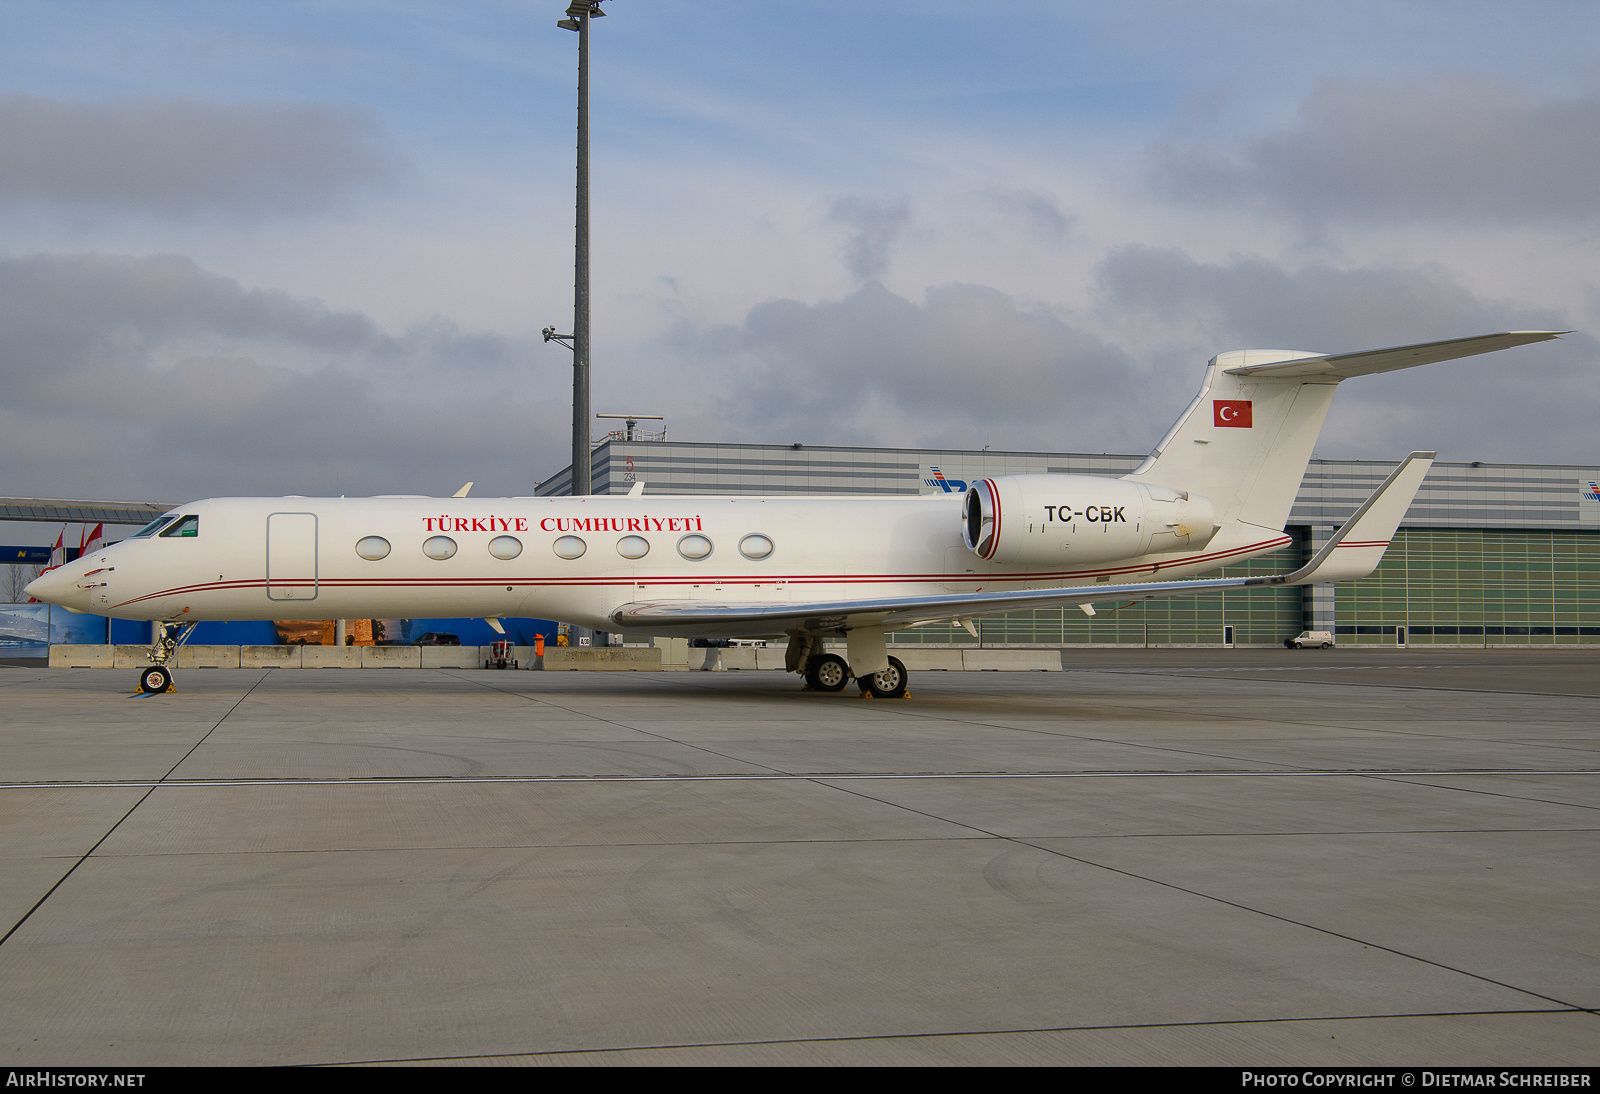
[539,439,1600,648]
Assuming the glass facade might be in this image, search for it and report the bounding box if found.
[1335,528,1600,646]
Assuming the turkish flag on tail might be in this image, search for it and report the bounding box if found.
[1213,400,1253,427]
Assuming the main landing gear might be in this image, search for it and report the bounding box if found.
[790,633,911,699]
[136,621,195,695]
[803,653,850,692]
[857,656,909,700]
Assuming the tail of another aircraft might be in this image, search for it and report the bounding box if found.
[1121,331,1564,533]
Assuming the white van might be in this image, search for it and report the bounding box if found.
[1285,630,1335,649]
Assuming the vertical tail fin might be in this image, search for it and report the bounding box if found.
[1122,350,1336,531]
[1122,332,1563,532]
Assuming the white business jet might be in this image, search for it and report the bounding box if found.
[27,331,1562,695]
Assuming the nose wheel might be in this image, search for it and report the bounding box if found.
[134,620,194,694]
[138,666,174,694]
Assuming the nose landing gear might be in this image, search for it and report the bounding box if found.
[136,621,196,695]
[138,665,173,694]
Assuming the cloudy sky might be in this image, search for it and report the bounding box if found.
[2,0,1597,538]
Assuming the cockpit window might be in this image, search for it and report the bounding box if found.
[159,515,199,538]
[131,515,177,538]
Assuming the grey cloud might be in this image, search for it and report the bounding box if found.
[827,195,912,282]
[982,187,1074,243]
[1094,245,1596,462]
[669,281,1170,453]
[0,95,404,218]
[1149,75,1600,225]
[0,254,566,501]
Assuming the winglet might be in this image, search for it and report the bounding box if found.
[1285,452,1435,585]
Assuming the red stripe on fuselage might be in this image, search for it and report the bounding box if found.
[113,535,1292,609]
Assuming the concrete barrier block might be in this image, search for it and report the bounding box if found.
[112,644,155,669]
[179,645,240,669]
[657,637,690,669]
[49,644,113,668]
[241,645,302,668]
[962,649,1062,671]
[304,646,364,668]
[361,645,421,668]
[715,648,758,670]
[542,647,662,671]
[421,646,480,669]
[890,649,966,671]
[754,649,789,671]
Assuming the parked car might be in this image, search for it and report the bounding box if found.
[1285,630,1334,649]
[413,632,461,646]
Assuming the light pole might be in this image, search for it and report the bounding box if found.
[546,0,606,498]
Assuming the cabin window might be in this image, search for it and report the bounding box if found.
[617,535,649,559]
[677,534,713,560]
[131,515,177,538]
[159,515,199,538]
[739,534,774,560]
[422,535,457,560]
[355,536,391,561]
[553,536,586,559]
[488,535,522,560]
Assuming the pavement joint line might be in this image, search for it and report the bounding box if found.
[1010,832,1597,1014]
[313,1007,1593,1066]
[2,769,1598,790]
[0,671,273,950]
[1088,667,1600,701]
[1362,772,1600,814]
[822,774,1596,1014]
[451,669,819,781]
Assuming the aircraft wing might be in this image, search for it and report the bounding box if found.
[612,453,1435,637]
[1222,331,1565,380]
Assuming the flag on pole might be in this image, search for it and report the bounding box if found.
[46,527,66,569]
[80,523,105,556]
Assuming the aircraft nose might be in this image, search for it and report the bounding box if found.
[23,567,74,605]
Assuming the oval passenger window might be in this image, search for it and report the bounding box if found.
[553,535,586,559]
[617,535,649,559]
[739,534,774,560]
[422,536,457,560]
[355,536,391,560]
[677,534,712,560]
[488,535,522,560]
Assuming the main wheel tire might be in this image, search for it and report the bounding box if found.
[804,653,850,693]
[139,666,169,694]
[858,656,909,699]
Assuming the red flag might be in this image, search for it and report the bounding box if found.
[47,527,66,569]
[80,523,105,555]
[1213,399,1253,427]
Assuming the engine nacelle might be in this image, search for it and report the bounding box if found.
[961,475,1216,566]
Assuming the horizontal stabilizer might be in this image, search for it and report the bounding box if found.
[1222,331,1565,380]
[1282,451,1434,585]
